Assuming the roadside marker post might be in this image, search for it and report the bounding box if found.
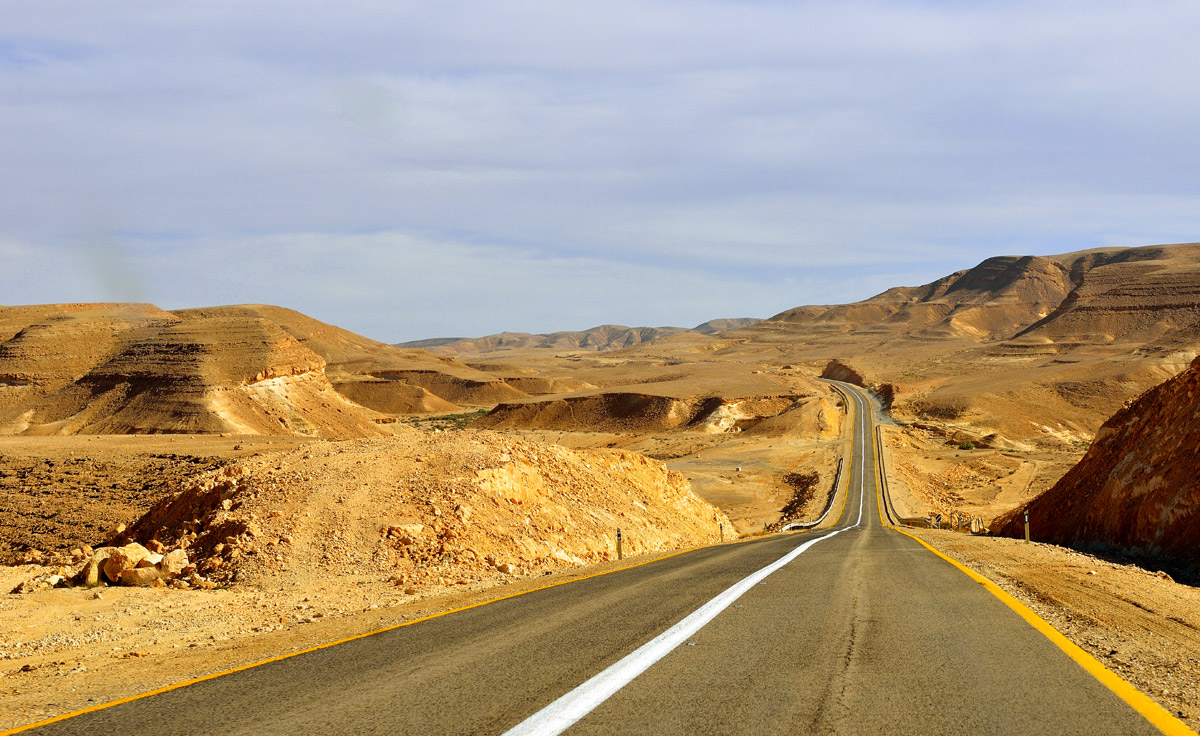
[616,528,623,560]
[719,523,723,542]
[1024,510,1031,543]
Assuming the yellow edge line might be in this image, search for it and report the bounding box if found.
[831,381,879,528]
[889,526,1195,735]
[856,379,1192,734]
[1,546,698,736]
[864,390,887,528]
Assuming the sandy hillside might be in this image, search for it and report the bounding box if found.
[4,428,730,592]
[116,428,731,589]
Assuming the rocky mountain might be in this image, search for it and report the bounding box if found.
[396,319,763,355]
[993,356,1200,572]
[761,244,1200,343]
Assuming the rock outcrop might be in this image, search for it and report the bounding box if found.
[994,356,1200,571]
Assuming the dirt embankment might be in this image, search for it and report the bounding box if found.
[994,356,1200,575]
[475,392,838,438]
[75,430,730,591]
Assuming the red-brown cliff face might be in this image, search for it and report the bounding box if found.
[994,356,1200,568]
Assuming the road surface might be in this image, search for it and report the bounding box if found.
[20,382,1173,735]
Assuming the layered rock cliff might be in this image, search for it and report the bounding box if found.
[994,356,1200,570]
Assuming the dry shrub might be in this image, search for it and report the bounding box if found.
[780,471,820,520]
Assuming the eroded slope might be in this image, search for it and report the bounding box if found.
[993,356,1200,572]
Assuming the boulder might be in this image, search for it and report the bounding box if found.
[386,523,425,545]
[102,543,152,583]
[159,549,190,577]
[118,567,160,587]
[136,553,164,568]
[77,547,117,588]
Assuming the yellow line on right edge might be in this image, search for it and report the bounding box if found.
[891,527,1195,736]
[848,380,1192,734]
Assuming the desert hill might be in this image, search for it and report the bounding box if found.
[429,244,1200,451]
[6,429,730,588]
[397,319,762,355]
[708,243,1200,448]
[992,356,1200,572]
[0,304,541,438]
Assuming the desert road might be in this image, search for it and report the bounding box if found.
[19,383,1175,735]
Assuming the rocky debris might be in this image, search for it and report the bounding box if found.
[9,572,66,594]
[10,541,206,593]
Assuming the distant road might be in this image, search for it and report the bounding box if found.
[21,383,1178,735]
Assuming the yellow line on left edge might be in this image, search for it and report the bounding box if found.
[0,547,697,736]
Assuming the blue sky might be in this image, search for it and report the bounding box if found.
[2,1,1199,341]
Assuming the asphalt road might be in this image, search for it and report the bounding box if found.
[25,383,1168,735]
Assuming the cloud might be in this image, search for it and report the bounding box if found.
[1,1,1199,337]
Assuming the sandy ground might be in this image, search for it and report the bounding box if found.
[911,529,1200,731]
[494,429,844,535]
[880,424,1081,525]
[0,548,702,732]
[0,436,308,563]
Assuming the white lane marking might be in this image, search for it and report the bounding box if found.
[503,526,852,736]
[850,385,866,527]
[505,387,869,736]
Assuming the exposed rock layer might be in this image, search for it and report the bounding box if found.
[994,356,1200,570]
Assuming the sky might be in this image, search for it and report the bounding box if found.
[2,1,1199,342]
